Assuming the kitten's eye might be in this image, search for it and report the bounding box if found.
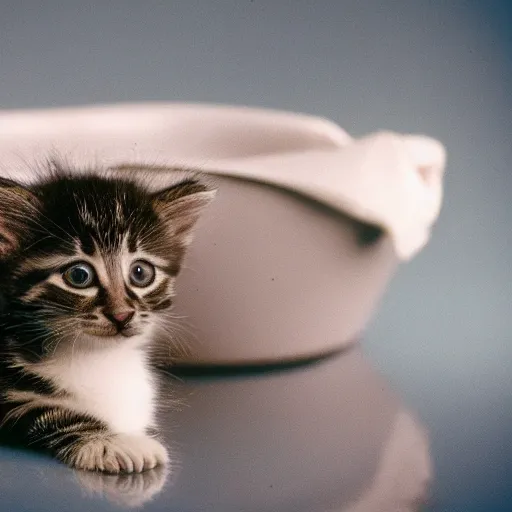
[63,262,95,289]
[129,260,155,288]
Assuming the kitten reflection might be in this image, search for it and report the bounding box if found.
[73,464,172,508]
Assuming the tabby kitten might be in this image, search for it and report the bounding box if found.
[0,169,214,473]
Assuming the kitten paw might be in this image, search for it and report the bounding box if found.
[64,434,169,474]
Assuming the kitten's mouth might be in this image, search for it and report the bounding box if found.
[82,326,139,339]
[119,327,138,338]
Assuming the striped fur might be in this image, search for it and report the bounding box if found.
[0,168,213,472]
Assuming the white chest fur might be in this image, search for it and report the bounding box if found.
[38,342,156,435]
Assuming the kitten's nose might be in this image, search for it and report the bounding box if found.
[109,310,134,327]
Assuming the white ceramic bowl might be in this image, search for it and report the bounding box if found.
[0,103,445,365]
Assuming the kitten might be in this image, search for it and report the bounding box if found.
[0,168,214,473]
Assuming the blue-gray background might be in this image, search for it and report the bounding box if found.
[1,1,510,510]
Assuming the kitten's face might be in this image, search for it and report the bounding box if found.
[0,172,213,355]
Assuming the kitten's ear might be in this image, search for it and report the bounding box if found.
[151,179,216,246]
[0,178,39,258]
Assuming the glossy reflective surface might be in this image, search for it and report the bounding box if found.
[0,346,430,511]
